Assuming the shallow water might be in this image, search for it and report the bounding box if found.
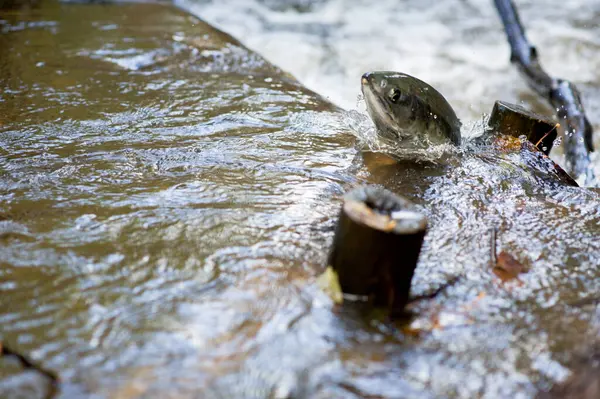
[1,1,600,398]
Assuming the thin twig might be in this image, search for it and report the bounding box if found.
[490,226,497,267]
[535,123,559,149]
[1,342,59,399]
[494,0,595,184]
[409,276,461,304]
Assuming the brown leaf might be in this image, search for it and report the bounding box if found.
[493,251,526,281]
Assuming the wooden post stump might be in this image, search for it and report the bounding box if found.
[488,100,558,155]
[328,185,427,313]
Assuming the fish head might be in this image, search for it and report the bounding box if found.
[361,71,417,142]
[361,71,461,147]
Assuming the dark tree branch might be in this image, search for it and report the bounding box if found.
[494,0,595,184]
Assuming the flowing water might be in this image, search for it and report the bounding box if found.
[1,1,600,398]
[178,0,600,179]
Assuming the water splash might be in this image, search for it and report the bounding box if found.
[339,109,458,162]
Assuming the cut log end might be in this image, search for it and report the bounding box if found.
[328,185,427,314]
[488,100,558,155]
[343,189,426,235]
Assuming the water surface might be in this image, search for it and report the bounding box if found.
[1,1,600,398]
[179,0,600,178]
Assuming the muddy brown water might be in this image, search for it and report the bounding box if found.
[1,1,600,398]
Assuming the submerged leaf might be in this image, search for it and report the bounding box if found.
[493,251,526,281]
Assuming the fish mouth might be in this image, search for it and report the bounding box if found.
[361,73,433,148]
[361,75,397,139]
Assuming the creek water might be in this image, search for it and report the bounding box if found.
[178,0,600,179]
[1,1,599,398]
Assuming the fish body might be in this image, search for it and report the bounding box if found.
[361,71,461,148]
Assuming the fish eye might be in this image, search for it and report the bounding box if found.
[388,88,402,103]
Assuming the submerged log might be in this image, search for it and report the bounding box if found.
[494,0,595,184]
[491,134,579,186]
[520,140,579,187]
[328,185,427,313]
[488,100,558,155]
[538,345,600,399]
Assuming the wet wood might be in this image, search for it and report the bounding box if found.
[519,140,579,187]
[0,0,39,10]
[494,0,595,184]
[538,346,600,399]
[328,185,427,313]
[491,135,578,186]
[488,100,558,155]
